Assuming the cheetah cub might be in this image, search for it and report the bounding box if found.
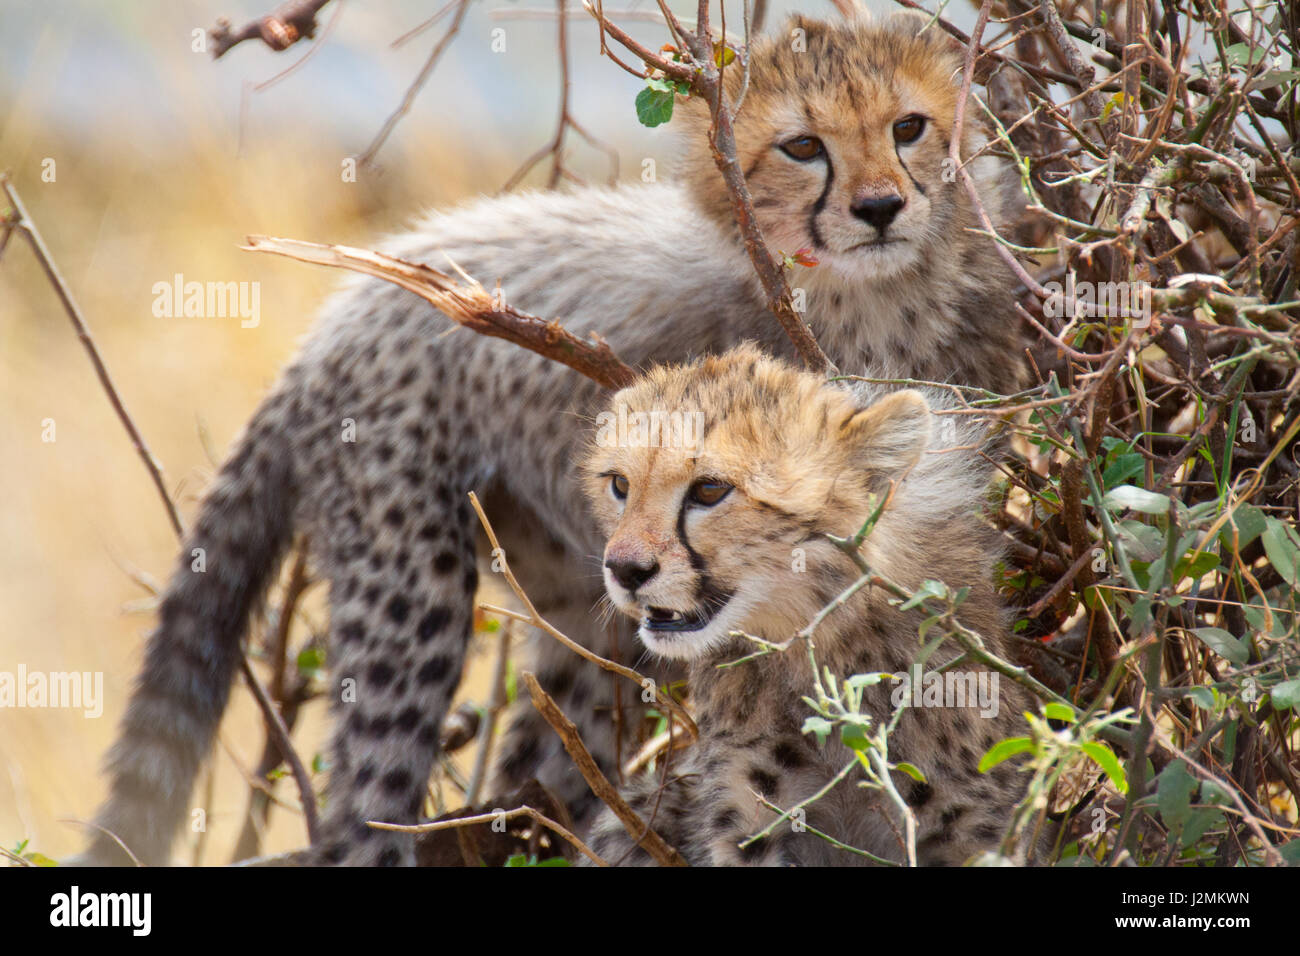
[582,346,1035,866]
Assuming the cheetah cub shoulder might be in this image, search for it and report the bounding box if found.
[582,345,1037,866]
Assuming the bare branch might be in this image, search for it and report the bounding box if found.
[243,234,637,389]
[523,672,688,866]
[354,0,472,168]
[210,0,334,59]
[371,802,607,866]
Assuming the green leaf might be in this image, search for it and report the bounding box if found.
[505,659,517,705]
[802,715,834,746]
[635,85,676,127]
[1244,600,1286,638]
[1156,759,1197,829]
[1193,627,1249,665]
[895,761,927,783]
[1184,686,1216,710]
[1043,702,1077,723]
[1199,779,1234,808]
[1128,596,1153,635]
[900,579,947,611]
[1219,503,1267,551]
[846,672,888,690]
[1225,42,1269,67]
[1261,517,1300,587]
[1249,69,1300,91]
[1180,807,1222,848]
[1279,839,1300,865]
[840,720,871,752]
[296,646,325,675]
[1115,519,1165,562]
[1173,551,1220,583]
[1079,741,1128,794]
[1054,851,1097,867]
[1270,679,1300,711]
[504,853,567,867]
[1101,485,1171,514]
[1101,450,1145,490]
[978,737,1033,772]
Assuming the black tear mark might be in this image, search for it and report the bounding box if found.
[808,151,836,250]
[895,146,927,196]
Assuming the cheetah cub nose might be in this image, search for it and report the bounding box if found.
[851,194,905,230]
[605,556,659,592]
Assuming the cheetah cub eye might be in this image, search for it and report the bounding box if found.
[687,479,732,506]
[892,114,927,144]
[779,135,825,161]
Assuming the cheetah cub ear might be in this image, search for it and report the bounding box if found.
[882,8,932,36]
[883,8,966,60]
[838,389,932,479]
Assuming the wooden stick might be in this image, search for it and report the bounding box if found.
[523,673,687,866]
[244,234,637,390]
[370,803,607,866]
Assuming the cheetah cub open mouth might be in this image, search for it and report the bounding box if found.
[643,606,714,632]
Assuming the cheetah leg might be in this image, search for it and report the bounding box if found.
[310,517,480,865]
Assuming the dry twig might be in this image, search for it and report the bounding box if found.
[523,672,688,865]
[243,234,637,389]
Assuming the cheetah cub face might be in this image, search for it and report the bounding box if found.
[680,12,981,281]
[585,346,933,661]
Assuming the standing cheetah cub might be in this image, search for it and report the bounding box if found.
[583,346,1035,865]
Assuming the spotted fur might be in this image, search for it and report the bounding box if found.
[80,12,1024,866]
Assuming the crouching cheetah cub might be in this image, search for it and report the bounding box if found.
[581,345,1038,866]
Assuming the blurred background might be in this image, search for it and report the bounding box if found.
[0,0,910,863]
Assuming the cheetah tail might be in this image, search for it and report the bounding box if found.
[79,396,298,866]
